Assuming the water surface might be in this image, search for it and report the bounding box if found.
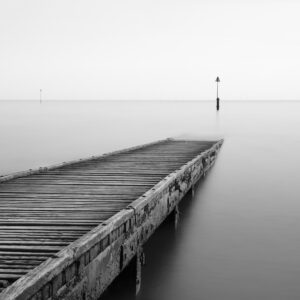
[1,100,300,299]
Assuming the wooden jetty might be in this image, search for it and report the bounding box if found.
[0,138,223,300]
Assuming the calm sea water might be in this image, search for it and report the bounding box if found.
[1,100,300,299]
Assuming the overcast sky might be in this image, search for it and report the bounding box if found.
[0,0,299,100]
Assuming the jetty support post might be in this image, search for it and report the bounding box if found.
[135,246,145,295]
[191,184,195,197]
[173,205,180,229]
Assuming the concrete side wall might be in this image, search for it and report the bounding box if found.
[0,140,223,300]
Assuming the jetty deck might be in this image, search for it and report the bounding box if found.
[0,138,223,300]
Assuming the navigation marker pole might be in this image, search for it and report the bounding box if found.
[40,89,42,104]
[216,77,220,111]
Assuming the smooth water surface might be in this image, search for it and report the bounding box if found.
[1,100,300,299]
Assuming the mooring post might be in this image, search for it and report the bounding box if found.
[135,246,145,295]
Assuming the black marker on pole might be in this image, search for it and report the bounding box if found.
[216,77,220,111]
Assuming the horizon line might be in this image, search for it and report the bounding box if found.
[0,99,300,102]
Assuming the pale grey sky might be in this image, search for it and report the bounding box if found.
[0,0,299,100]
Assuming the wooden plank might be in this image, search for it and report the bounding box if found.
[0,139,221,296]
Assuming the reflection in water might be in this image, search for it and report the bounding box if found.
[1,101,300,299]
[215,108,221,133]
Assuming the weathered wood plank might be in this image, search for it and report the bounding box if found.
[0,138,223,299]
